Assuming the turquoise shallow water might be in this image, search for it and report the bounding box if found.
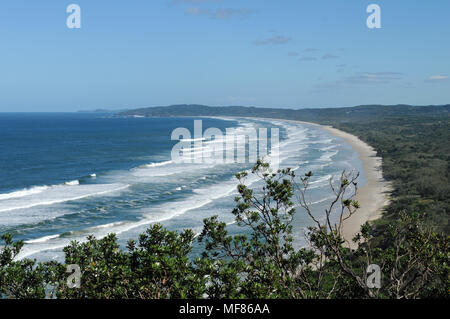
[0,113,366,261]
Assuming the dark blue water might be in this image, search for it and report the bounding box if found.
[0,113,230,193]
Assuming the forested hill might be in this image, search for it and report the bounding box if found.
[119,104,294,118]
[119,103,449,121]
[119,104,450,234]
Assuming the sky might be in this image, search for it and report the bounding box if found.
[0,0,449,112]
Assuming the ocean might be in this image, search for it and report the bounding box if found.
[0,113,366,261]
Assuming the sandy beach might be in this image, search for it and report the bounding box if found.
[215,116,391,248]
[291,120,392,248]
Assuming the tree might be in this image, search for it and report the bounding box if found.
[197,161,449,299]
[0,234,55,298]
[55,225,204,299]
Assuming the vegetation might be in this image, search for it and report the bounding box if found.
[1,161,448,299]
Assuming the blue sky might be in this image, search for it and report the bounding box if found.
[0,0,449,111]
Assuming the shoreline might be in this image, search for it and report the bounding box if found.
[240,117,391,248]
[291,120,392,248]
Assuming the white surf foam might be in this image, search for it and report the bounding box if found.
[0,184,129,214]
[318,150,339,162]
[144,160,173,168]
[65,180,80,186]
[25,234,60,244]
[180,137,206,142]
[320,145,338,151]
[309,174,333,185]
[0,186,49,201]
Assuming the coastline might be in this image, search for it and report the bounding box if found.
[238,117,391,249]
[286,120,392,248]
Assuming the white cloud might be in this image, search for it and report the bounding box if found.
[185,7,253,19]
[322,53,340,60]
[425,75,449,82]
[172,0,224,4]
[254,36,292,46]
[314,72,403,90]
[304,48,319,52]
[299,56,317,62]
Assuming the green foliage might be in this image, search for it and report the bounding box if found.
[54,226,204,299]
[197,162,302,298]
[0,234,54,298]
[328,115,450,235]
[126,225,204,298]
[353,212,449,298]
